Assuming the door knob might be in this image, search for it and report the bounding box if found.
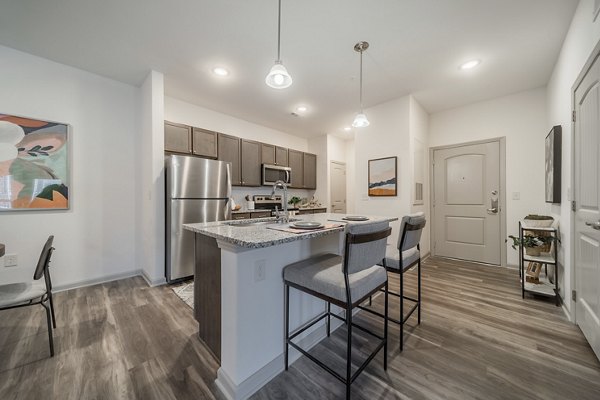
[585,221,600,230]
[487,208,498,214]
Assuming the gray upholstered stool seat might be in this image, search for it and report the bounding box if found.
[0,281,47,308]
[283,253,387,304]
[384,246,419,271]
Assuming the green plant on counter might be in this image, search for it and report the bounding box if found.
[288,196,301,206]
[507,234,559,250]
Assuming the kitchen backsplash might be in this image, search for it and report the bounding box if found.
[231,187,316,209]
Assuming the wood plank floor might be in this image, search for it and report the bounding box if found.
[1,257,600,399]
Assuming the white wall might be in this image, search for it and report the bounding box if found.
[429,87,547,267]
[352,95,419,245]
[346,138,356,214]
[409,97,431,255]
[164,96,314,206]
[0,45,138,288]
[136,71,165,285]
[546,0,600,317]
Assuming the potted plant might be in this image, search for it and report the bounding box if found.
[507,234,559,256]
[288,196,302,207]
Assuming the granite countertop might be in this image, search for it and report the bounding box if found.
[183,213,398,249]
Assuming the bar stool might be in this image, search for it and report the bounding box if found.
[361,213,426,351]
[386,213,426,351]
[283,222,392,399]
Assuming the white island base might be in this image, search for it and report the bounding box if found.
[217,234,343,399]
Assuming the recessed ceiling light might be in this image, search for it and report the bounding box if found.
[296,106,308,113]
[460,60,481,70]
[212,67,229,76]
[343,127,351,132]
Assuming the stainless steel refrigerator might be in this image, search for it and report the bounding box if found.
[165,155,232,283]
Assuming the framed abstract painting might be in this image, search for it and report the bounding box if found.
[0,114,69,211]
[368,156,397,196]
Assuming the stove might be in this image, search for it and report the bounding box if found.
[253,195,299,214]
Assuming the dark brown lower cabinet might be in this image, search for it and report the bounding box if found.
[194,234,221,361]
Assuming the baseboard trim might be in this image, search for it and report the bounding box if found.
[53,269,142,293]
[141,270,167,287]
[216,311,345,400]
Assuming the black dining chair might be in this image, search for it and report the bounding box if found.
[0,236,56,356]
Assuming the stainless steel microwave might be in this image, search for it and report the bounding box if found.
[262,164,292,185]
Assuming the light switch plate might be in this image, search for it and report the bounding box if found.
[512,192,520,200]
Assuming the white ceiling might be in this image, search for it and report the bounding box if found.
[0,0,578,139]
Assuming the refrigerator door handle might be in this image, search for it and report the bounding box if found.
[225,163,233,220]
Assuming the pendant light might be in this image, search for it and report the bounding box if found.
[265,0,292,89]
[352,41,370,128]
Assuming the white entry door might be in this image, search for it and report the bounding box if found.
[330,161,346,213]
[574,51,600,360]
[433,141,501,265]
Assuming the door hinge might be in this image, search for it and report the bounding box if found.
[572,201,576,212]
[572,110,576,122]
[572,290,577,302]
[433,199,436,207]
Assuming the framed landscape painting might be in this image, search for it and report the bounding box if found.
[0,113,69,211]
[368,156,397,196]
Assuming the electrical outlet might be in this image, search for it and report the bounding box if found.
[4,254,17,267]
[254,259,266,282]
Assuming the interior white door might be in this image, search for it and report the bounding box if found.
[330,161,346,213]
[574,52,600,360]
[433,141,501,265]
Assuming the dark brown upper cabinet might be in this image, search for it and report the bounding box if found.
[261,143,275,165]
[275,146,288,166]
[217,133,241,186]
[303,152,317,190]
[241,139,261,186]
[261,144,288,167]
[192,128,218,158]
[164,121,192,154]
[288,149,304,189]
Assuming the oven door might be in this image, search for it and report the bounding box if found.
[262,164,291,185]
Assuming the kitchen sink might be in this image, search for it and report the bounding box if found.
[225,218,300,227]
[226,221,273,227]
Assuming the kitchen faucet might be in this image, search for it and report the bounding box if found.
[271,180,289,223]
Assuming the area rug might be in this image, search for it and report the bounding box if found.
[172,281,194,309]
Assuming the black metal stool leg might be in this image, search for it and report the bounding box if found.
[384,281,388,370]
[417,258,421,324]
[346,303,352,400]
[285,284,290,370]
[400,267,404,352]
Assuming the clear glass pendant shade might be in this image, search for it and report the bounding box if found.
[265,62,293,89]
[352,113,370,128]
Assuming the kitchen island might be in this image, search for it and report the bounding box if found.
[183,213,397,400]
